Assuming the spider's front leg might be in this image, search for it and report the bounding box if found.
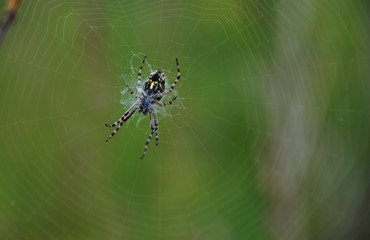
[141,110,159,158]
[105,105,134,128]
[153,111,159,146]
[105,107,137,142]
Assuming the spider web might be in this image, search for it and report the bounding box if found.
[0,0,369,239]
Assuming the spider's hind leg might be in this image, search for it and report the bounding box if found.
[167,58,180,94]
[137,56,146,89]
[162,96,177,106]
[126,85,138,98]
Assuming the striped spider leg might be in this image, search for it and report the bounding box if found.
[105,57,181,159]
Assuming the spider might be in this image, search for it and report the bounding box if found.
[105,56,180,159]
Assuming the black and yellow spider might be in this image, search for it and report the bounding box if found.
[105,56,180,159]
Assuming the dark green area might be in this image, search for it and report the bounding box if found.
[0,0,369,239]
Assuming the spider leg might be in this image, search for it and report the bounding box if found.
[126,85,138,98]
[153,96,177,107]
[105,105,135,127]
[141,112,156,159]
[105,108,136,142]
[153,111,159,145]
[141,128,154,159]
[166,58,180,94]
[162,96,177,106]
[138,56,146,89]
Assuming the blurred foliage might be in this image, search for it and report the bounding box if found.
[0,0,369,239]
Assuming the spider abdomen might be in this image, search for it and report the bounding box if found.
[105,57,180,159]
[144,70,166,95]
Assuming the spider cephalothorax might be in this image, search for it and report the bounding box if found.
[105,56,180,159]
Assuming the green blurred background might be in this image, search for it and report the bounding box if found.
[0,0,369,239]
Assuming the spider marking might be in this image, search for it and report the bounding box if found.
[105,56,180,158]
